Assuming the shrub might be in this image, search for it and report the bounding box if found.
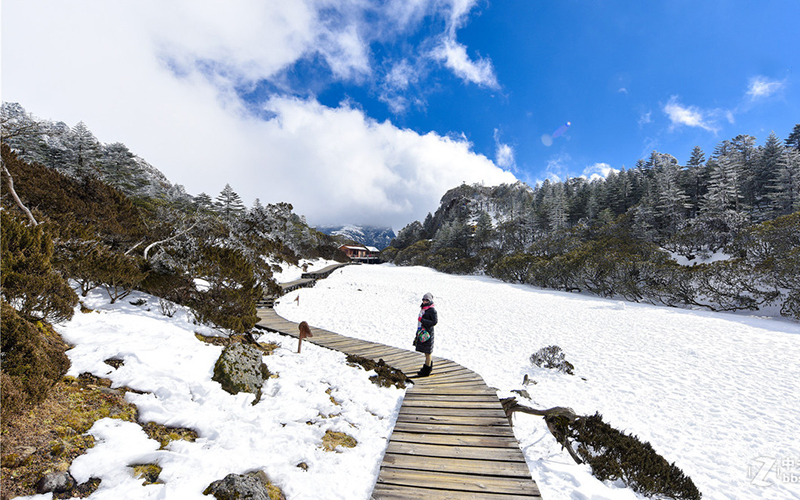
[139,267,195,316]
[0,300,70,421]
[564,413,701,500]
[94,250,147,304]
[345,354,409,389]
[190,246,260,334]
[1,211,78,323]
[394,239,432,266]
[489,253,540,284]
[428,247,479,275]
[530,345,574,375]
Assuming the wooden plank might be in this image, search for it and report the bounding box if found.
[387,431,520,449]
[380,453,531,478]
[348,345,407,357]
[409,383,489,392]
[419,372,485,384]
[376,468,540,496]
[371,483,540,500]
[392,421,518,438]
[386,441,525,463]
[318,339,380,351]
[407,386,498,397]
[395,414,510,427]
[259,293,539,499]
[399,407,507,418]
[403,396,502,410]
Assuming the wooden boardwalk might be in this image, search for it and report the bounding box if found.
[256,304,541,499]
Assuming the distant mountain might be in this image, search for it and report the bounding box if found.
[316,225,396,250]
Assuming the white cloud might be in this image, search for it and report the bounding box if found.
[538,154,572,184]
[662,96,720,133]
[638,111,652,127]
[493,129,516,170]
[746,76,786,100]
[429,0,499,89]
[2,0,513,229]
[582,162,618,182]
[253,97,516,227]
[432,38,499,89]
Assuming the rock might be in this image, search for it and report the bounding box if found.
[212,342,271,403]
[36,471,75,494]
[203,471,273,500]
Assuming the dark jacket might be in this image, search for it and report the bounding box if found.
[420,306,438,334]
[415,306,438,354]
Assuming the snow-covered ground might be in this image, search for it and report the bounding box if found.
[275,264,800,500]
[20,261,800,500]
[24,264,405,500]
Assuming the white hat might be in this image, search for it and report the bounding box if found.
[422,293,433,302]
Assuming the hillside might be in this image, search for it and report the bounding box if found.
[383,130,800,321]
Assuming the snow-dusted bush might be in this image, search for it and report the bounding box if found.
[557,413,702,500]
[530,345,574,375]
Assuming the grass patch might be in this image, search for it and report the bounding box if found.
[130,463,162,485]
[0,374,139,499]
[141,422,199,450]
[194,332,280,356]
[321,430,357,452]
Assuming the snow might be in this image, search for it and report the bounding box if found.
[275,264,800,500]
[36,264,404,500]
[22,261,800,499]
[669,250,732,267]
[270,258,341,283]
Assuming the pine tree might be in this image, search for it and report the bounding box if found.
[474,211,493,249]
[729,134,758,211]
[682,146,707,217]
[194,192,214,212]
[786,124,800,150]
[215,184,246,222]
[704,140,741,213]
[770,148,800,215]
[68,121,102,178]
[654,160,690,237]
[546,182,568,231]
[756,132,785,218]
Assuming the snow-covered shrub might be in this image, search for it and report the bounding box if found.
[557,413,701,500]
[530,345,574,375]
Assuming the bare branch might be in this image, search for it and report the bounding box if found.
[143,219,200,260]
[1,162,38,226]
[124,238,147,256]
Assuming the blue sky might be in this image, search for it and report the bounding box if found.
[3,1,798,229]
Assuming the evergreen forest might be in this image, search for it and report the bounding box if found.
[383,125,800,320]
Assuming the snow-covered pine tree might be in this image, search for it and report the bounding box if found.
[753,132,784,219]
[68,121,102,179]
[770,148,800,215]
[194,192,214,212]
[786,124,800,151]
[704,141,741,214]
[215,183,246,222]
[682,146,707,218]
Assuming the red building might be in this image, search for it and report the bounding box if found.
[339,244,381,263]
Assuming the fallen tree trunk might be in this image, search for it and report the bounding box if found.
[500,397,583,465]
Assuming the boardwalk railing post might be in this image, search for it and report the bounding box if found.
[298,321,312,353]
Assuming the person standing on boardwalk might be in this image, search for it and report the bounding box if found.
[414,292,437,377]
